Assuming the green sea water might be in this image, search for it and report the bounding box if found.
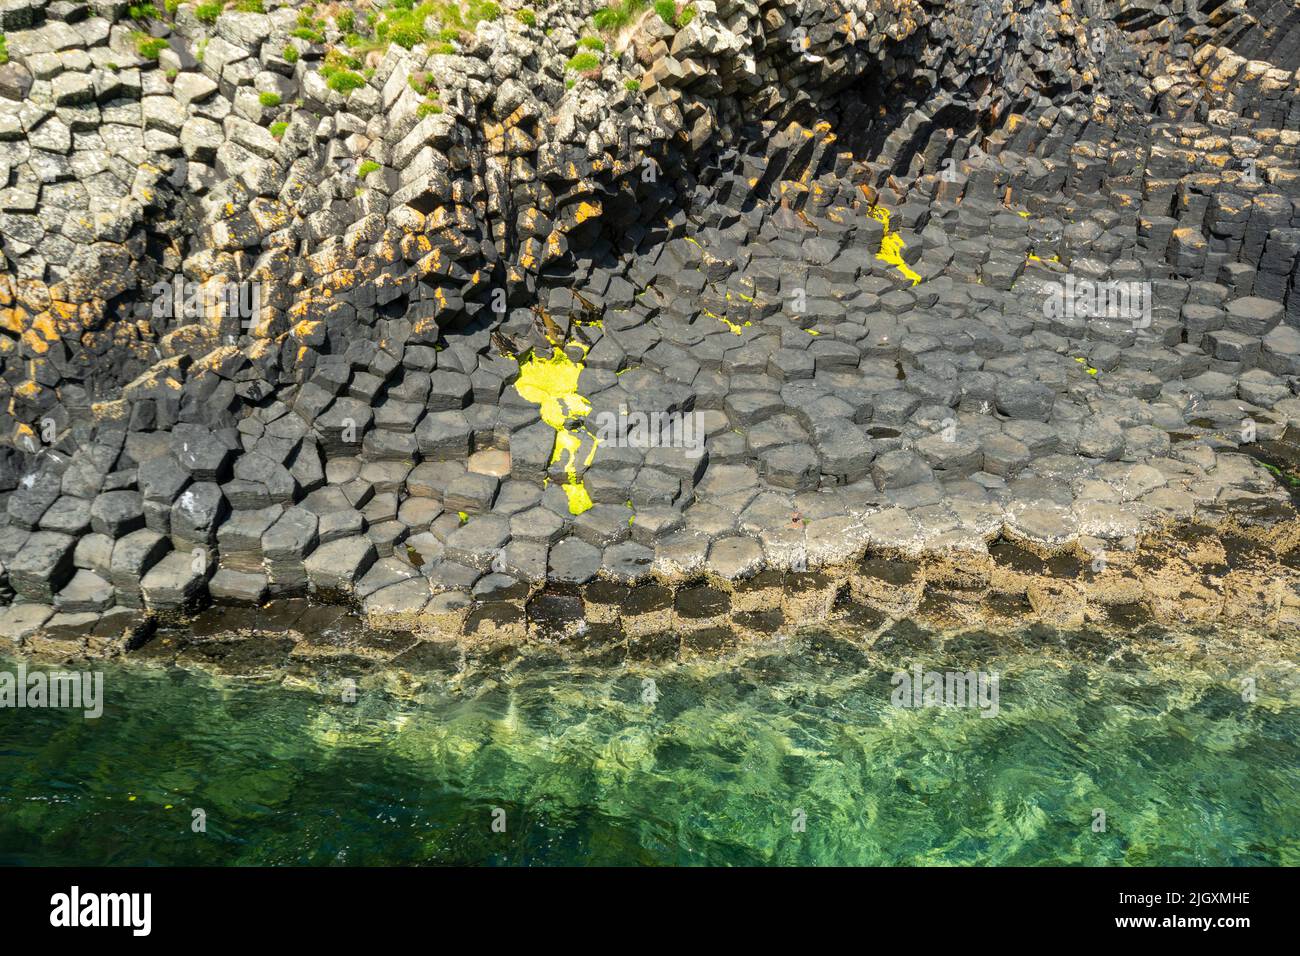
[1,623,1298,866]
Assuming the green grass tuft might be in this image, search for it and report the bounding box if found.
[326,69,366,94]
[195,1,221,24]
[593,0,648,34]
[592,8,627,32]
[375,1,504,53]
[258,91,282,107]
[269,121,289,139]
[324,48,363,71]
[358,160,381,178]
[566,51,600,72]
[133,32,168,59]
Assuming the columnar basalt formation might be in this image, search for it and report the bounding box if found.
[5,0,1300,654]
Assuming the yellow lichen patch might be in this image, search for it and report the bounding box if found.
[92,399,128,422]
[513,346,597,515]
[322,269,358,294]
[572,201,601,224]
[1,303,24,335]
[702,307,749,335]
[51,299,78,323]
[194,344,243,374]
[21,310,60,348]
[292,319,322,343]
[868,205,922,285]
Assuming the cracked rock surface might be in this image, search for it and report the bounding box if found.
[5,0,1300,647]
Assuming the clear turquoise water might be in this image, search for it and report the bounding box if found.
[1,625,1297,865]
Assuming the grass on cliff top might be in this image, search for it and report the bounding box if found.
[593,0,693,39]
[375,0,501,50]
[592,0,646,33]
[193,0,263,16]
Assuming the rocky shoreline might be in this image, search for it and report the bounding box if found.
[6,0,1300,660]
[9,506,1300,682]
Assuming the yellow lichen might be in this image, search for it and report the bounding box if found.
[868,205,922,285]
[513,345,597,515]
[702,307,750,335]
[573,201,600,224]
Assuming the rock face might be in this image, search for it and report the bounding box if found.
[4,0,1300,633]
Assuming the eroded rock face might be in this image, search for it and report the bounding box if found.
[4,0,1300,633]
